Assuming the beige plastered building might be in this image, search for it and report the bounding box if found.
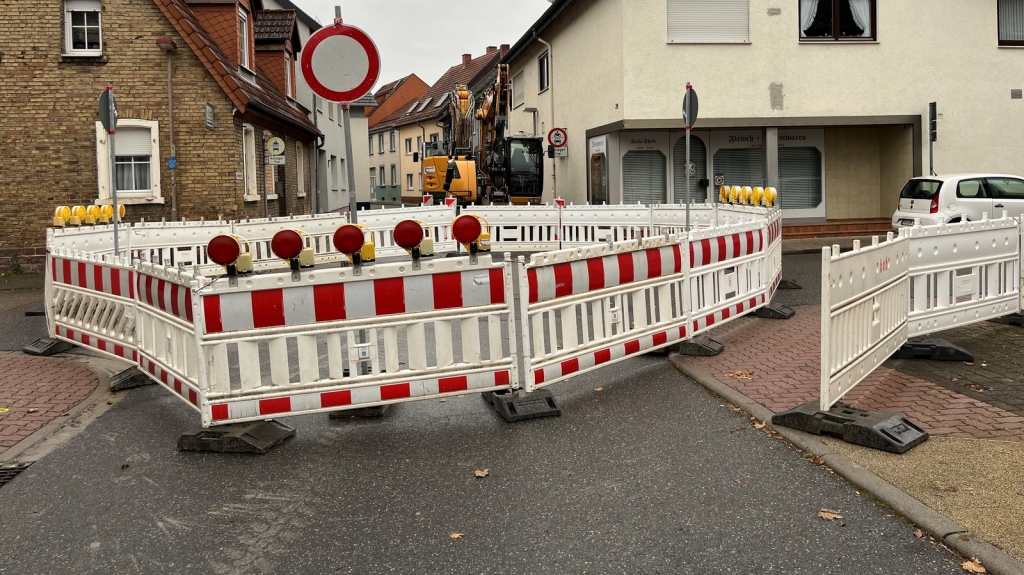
[501,0,1024,221]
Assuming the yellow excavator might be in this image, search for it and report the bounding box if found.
[422,65,544,205]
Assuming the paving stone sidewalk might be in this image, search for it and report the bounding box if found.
[690,306,1024,442]
[0,352,98,455]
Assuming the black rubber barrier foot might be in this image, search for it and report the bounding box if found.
[754,304,796,319]
[23,308,46,317]
[484,389,561,423]
[891,337,974,362]
[328,405,391,419]
[990,313,1024,328]
[22,337,74,357]
[777,279,802,290]
[178,420,295,454]
[772,401,928,454]
[110,367,154,392]
[678,337,724,357]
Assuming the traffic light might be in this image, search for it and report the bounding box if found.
[929,102,937,143]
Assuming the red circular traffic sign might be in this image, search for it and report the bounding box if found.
[300,23,380,103]
[548,128,568,148]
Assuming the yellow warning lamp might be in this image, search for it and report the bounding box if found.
[207,235,253,276]
[53,206,71,227]
[765,187,778,207]
[393,220,435,261]
[333,224,376,271]
[729,186,740,204]
[740,186,752,205]
[98,204,124,224]
[752,187,764,206]
[83,205,101,225]
[68,205,87,226]
[719,186,729,203]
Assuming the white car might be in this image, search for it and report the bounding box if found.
[892,174,1024,228]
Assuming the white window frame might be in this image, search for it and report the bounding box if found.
[284,52,293,98]
[368,134,374,156]
[405,138,413,155]
[296,141,306,197]
[512,71,525,109]
[370,167,377,188]
[64,0,103,57]
[329,102,334,121]
[667,0,750,44]
[239,8,251,70]
[94,119,162,204]
[538,53,550,93]
[242,123,258,201]
[390,164,397,187]
[378,134,384,154]
[330,154,339,191]
[389,131,396,152]
[407,173,413,190]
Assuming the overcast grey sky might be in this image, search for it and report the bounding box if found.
[301,0,554,88]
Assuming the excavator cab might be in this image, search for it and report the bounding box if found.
[505,137,544,205]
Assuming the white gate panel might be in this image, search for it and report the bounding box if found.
[906,216,1021,336]
[233,213,349,266]
[821,233,910,411]
[357,205,457,257]
[130,220,233,269]
[461,205,560,252]
[559,204,653,248]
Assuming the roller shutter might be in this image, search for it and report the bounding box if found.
[673,136,707,203]
[713,148,764,189]
[114,127,152,156]
[778,147,823,209]
[622,151,667,205]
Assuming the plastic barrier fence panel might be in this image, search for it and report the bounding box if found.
[195,255,517,425]
[559,204,653,248]
[906,216,1021,337]
[524,236,689,390]
[461,205,560,252]
[129,220,233,269]
[820,233,910,411]
[134,263,204,411]
[48,250,138,364]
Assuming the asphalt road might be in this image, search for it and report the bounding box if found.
[0,355,964,575]
[0,289,47,351]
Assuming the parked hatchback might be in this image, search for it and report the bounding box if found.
[892,174,1024,228]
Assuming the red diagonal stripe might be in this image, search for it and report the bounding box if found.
[702,239,711,266]
[203,295,223,334]
[624,340,640,355]
[494,370,510,386]
[313,283,346,322]
[561,358,579,377]
[374,277,406,316]
[212,404,229,421]
[62,259,71,286]
[527,268,539,304]
[380,382,411,401]
[489,268,505,304]
[617,253,634,284]
[438,376,468,393]
[646,248,662,279]
[433,272,463,310]
[673,244,683,273]
[77,261,87,289]
[731,233,741,260]
[321,389,353,408]
[553,263,573,298]
[587,257,605,291]
[110,268,121,297]
[595,348,611,365]
[93,264,103,293]
[170,283,180,318]
[717,236,727,263]
[259,397,292,415]
[252,290,285,328]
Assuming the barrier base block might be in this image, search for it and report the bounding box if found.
[777,279,802,290]
[110,367,154,392]
[754,304,796,319]
[772,402,928,454]
[991,313,1024,328]
[678,337,725,357]
[485,389,561,423]
[892,337,974,362]
[178,420,295,454]
[22,337,74,357]
[329,405,391,419]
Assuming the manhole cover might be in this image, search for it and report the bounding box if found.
[0,462,32,488]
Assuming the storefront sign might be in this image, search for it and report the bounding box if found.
[589,135,607,156]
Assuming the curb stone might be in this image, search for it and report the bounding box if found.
[669,352,1024,575]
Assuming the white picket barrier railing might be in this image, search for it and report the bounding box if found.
[45,201,788,427]
[905,214,1022,337]
[820,232,911,411]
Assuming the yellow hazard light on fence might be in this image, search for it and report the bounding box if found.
[741,186,752,205]
[752,187,764,206]
[765,187,778,207]
[68,205,87,226]
[719,186,729,203]
[53,206,71,227]
[84,205,100,225]
[729,186,740,204]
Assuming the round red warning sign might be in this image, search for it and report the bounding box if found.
[300,23,380,103]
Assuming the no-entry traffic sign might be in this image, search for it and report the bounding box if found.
[300,22,380,103]
[548,128,568,148]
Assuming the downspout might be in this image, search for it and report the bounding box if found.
[312,94,321,214]
[165,50,177,220]
[418,121,427,194]
[536,35,556,199]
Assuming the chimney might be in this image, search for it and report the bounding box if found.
[486,46,497,55]
[462,53,472,66]
[500,44,510,57]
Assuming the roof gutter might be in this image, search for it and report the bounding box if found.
[249,100,321,137]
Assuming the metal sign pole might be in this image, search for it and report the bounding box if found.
[684,83,691,230]
[108,88,120,256]
[342,104,358,224]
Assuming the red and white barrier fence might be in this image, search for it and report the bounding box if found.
[45,202,784,427]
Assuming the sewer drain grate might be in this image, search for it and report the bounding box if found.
[0,463,32,488]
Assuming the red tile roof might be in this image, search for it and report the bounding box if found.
[255,10,299,46]
[377,51,502,129]
[152,0,318,135]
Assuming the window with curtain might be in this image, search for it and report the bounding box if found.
[800,0,875,41]
[999,0,1024,46]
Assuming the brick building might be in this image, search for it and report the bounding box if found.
[0,0,321,272]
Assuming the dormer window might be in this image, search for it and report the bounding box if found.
[285,52,293,97]
[64,0,102,56]
[238,8,250,69]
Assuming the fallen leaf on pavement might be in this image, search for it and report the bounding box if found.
[563,471,574,478]
[439,399,447,403]
[120,464,130,471]
[914,529,925,538]
[964,362,974,366]
[449,533,464,540]
[27,408,38,413]
[723,371,754,380]
[474,469,489,478]
[594,387,604,392]
[754,421,767,430]
[0,407,8,413]
[962,558,986,573]
[818,509,843,521]
[734,479,742,485]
